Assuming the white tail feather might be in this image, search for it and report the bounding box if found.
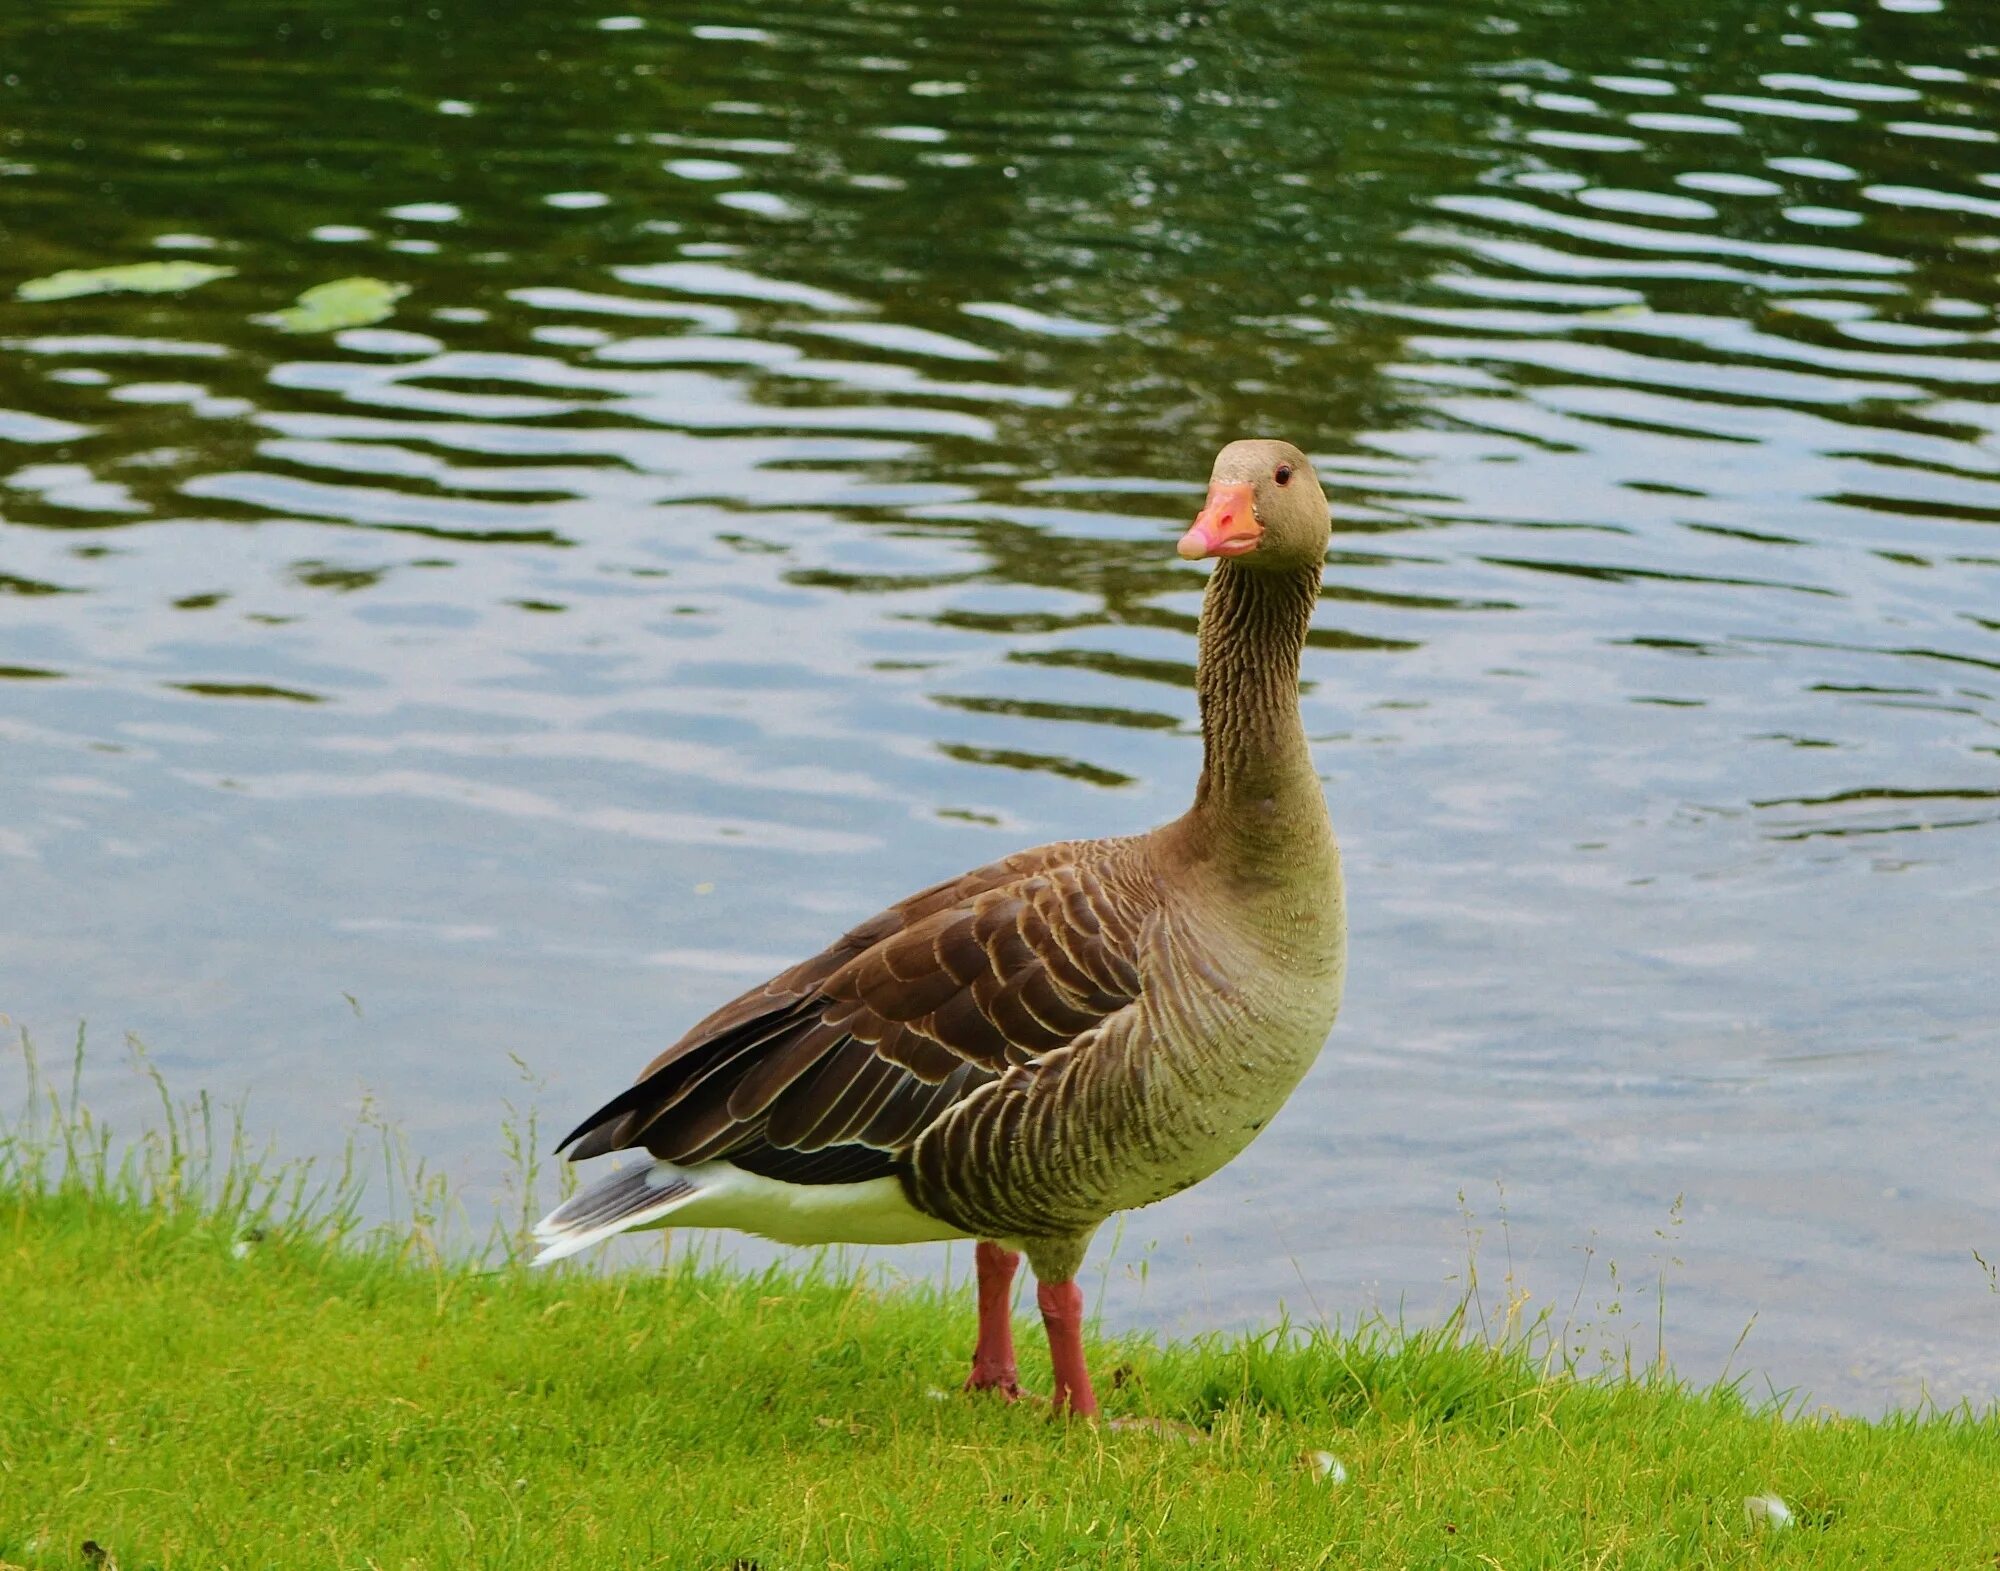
[530,1161,702,1265]
[533,1159,972,1263]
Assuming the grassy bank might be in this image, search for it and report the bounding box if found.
[2,1052,1997,1568]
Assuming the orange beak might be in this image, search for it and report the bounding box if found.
[1176,482,1261,560]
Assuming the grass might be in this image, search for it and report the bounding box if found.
[2,1034,1997,1570]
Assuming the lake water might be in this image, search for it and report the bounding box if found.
[2,0,1996,1414]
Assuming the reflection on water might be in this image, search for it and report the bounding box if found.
[2,0,1996,1412]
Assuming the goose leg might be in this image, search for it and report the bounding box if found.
[1036,1278,1099,1418]
[964,1240,1023,1398]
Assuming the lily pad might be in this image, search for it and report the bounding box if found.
[260,276,411,334]
[16,261,236,302]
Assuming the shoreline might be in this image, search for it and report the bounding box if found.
[5,1173,1997,1567]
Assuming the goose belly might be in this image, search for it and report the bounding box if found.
[905,931,1345,1246]
[1105,1001,1337,1214]
[1089,855,1350,1214]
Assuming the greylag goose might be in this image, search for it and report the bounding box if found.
[535,438,1346,1418]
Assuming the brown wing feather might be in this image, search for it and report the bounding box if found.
[555,839,1151,1184]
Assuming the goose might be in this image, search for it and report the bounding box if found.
[534,437,1346,1418]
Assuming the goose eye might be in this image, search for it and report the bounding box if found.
[1274,464,1293,487]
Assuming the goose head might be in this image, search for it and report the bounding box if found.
[1177,438,1330,573]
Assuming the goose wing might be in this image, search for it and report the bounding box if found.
[557,840,1149,1186]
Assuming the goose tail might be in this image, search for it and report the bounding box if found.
[530,1160,702,1265]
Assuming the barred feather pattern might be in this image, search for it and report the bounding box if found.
[556,840,1165,1201]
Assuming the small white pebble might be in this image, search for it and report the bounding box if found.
[1744,1493,1793,1530]
[1306,1450,1348,1483]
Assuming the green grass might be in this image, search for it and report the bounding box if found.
[2,1038,1997,1569]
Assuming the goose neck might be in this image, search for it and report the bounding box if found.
[1189,559,1327,864]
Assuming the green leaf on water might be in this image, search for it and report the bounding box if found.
[16,261,236,302]
[260,276,411,333]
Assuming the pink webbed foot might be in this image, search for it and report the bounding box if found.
[1036,1277,1099,1419]
[964,1240,1024,1400]
[964,1362,1023,1399]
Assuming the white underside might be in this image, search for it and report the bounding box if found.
[531,1159,971,1265]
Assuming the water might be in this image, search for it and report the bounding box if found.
[3,0,1996,1413]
